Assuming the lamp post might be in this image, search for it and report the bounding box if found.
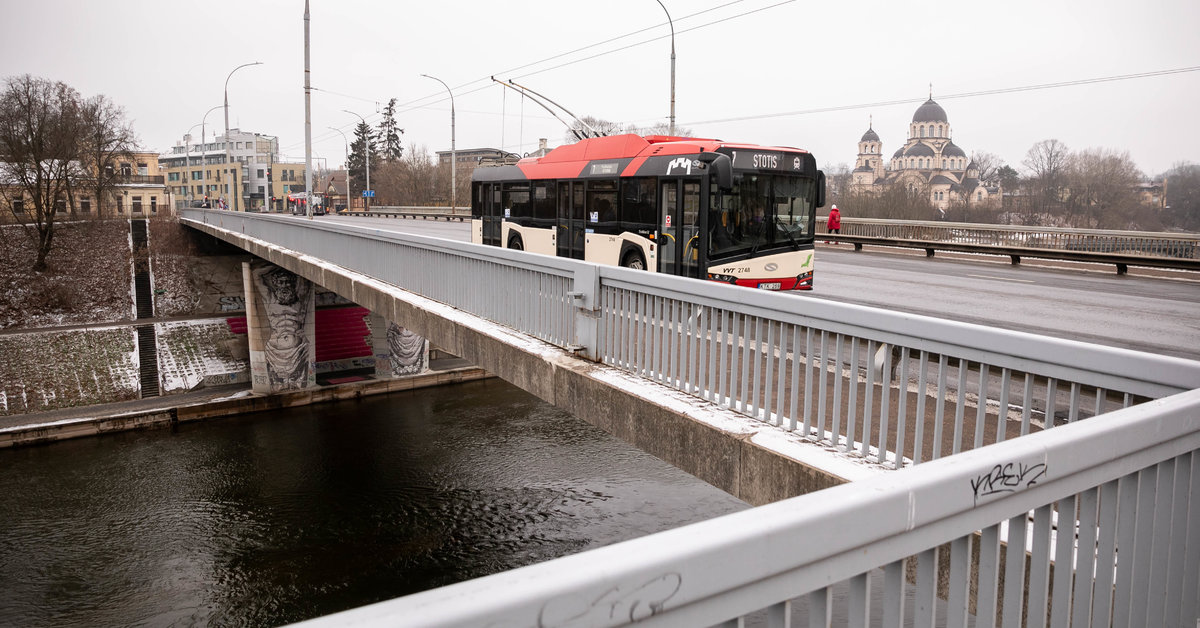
[653,0,675,136]
[184,123,202,206]
[200,105,223,207]
[224,61,263,212]
[328,126,351,211]
[342,110,370,210]
[421,74,456,211]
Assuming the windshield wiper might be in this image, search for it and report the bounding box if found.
[775,217,800,250]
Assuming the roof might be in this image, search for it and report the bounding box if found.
[904,143,935,157]
[930,174,958,186]
[942,142,966,158]
[860,127,880,143]
[912,98,948,123]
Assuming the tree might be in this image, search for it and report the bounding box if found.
[971,151,1003,185]
[347,120,380,198]
[1022,139,1072,223]
[377,98,404,162]
[1163,162,1200,232]
[1064,148,1142,229]
[76,94,137,216]
[0,75,136,272]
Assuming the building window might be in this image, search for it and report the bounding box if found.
[257,169,264,178]
[12,197,24,213]
[919,126,925,137]
[942,159,947,169]
[138,163,148,175]
[119,162,132,176]
[151,197,158,213]
[132,196,143,213]
[80,198,91,213]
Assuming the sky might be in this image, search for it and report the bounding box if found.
[2,0,1198,177]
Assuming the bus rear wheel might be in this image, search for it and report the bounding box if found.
[622,251,646,270]
[508,236,523,251]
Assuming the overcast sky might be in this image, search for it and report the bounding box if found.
[2,0,1197,177]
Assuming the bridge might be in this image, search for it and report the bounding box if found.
[178,208,1200,627]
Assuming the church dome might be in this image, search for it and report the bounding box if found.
[904,143,935,157]
[912,98,948,123]
[860,127,880,143]
[942,142,966,157]
[893,147,904,158]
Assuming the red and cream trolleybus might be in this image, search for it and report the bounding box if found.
[470,134,826,290]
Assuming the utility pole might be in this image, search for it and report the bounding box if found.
[304,0,313,218]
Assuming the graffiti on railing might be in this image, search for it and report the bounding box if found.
[970,461,1047,505]
[534,572,681,626]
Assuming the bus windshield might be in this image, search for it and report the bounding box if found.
[708,174,816,259]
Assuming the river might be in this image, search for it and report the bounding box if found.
[0,379,749,626]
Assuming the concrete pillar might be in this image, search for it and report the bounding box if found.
[368,312,429,378]
[243,261,317,393]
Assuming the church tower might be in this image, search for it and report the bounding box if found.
[853,119,884,185]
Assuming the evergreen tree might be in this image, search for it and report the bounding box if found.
[377,98,404,161]
[347,120,380,196]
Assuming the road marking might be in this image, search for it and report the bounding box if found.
[966,274,1036,284]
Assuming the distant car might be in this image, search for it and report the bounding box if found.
[291,204,326,216]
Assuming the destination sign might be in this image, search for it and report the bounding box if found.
[730,150,805,172]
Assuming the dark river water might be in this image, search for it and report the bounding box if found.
[0,379,748,627]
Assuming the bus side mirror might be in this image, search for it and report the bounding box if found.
[698,152,733,190]
[816,171,827,208]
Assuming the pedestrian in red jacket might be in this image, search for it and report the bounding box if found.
[827,204,842,244]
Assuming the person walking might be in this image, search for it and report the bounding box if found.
[827,204,842,244]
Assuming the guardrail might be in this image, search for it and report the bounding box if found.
[340,205,469,221]
[177,209,1200,627]
[293,388,1200,628]
[819,217,1200,273]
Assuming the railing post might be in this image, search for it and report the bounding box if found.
[569,264,601,361]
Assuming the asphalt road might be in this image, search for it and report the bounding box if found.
[317,214,1200,361]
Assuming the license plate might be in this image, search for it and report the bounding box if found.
[758,282,781,290]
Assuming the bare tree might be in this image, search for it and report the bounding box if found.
[820,163,852,208]
[971,151,1003,185]
[1163,161,1200,232]
[0,75,88,271]
[1065,148,1142,228]
[1022,139,1072,223]
[76,93,137,215]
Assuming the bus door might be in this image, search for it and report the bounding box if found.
[659,179,702,278]
[557,181,586,259]
[482,183,501,246]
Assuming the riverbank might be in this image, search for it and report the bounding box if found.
[0,361,492,449]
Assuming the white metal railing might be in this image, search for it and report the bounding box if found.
[179,209,1200,626]
[290,388,1200,627]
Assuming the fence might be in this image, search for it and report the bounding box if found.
[819,218,1200,272]
[178,209,1200,626]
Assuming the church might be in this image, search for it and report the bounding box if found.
[849,96,1000,212]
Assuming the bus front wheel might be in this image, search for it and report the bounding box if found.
[508,236,523,251]
[622,251,646,270]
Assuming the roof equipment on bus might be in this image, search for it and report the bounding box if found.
[490,76,602,142]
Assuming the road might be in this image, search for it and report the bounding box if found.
[315,214,1200,361]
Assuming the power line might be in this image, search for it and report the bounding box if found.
[685,65,1200,126]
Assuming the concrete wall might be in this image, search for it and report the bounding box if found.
[185,222,872,506]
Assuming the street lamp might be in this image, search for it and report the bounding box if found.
[420,74,456,211]
[342,110,370,210]
[200,104,224,207]
[224,61,263,212]
[653,0,676,136]
[328,126,351,211]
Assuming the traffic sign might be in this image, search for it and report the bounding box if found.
[362,190,375,198]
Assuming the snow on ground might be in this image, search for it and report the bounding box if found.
[155,319,249,393]
[0,327,139,415]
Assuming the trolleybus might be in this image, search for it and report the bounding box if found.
[471,134,825,290]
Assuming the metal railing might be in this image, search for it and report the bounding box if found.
[819,217,1200,272]
[342,205,469,221]
[178,209,1200,626]
[292,388,1200,627]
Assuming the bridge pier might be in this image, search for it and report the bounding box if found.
[243,261,317,393]
[368,312,429,378]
